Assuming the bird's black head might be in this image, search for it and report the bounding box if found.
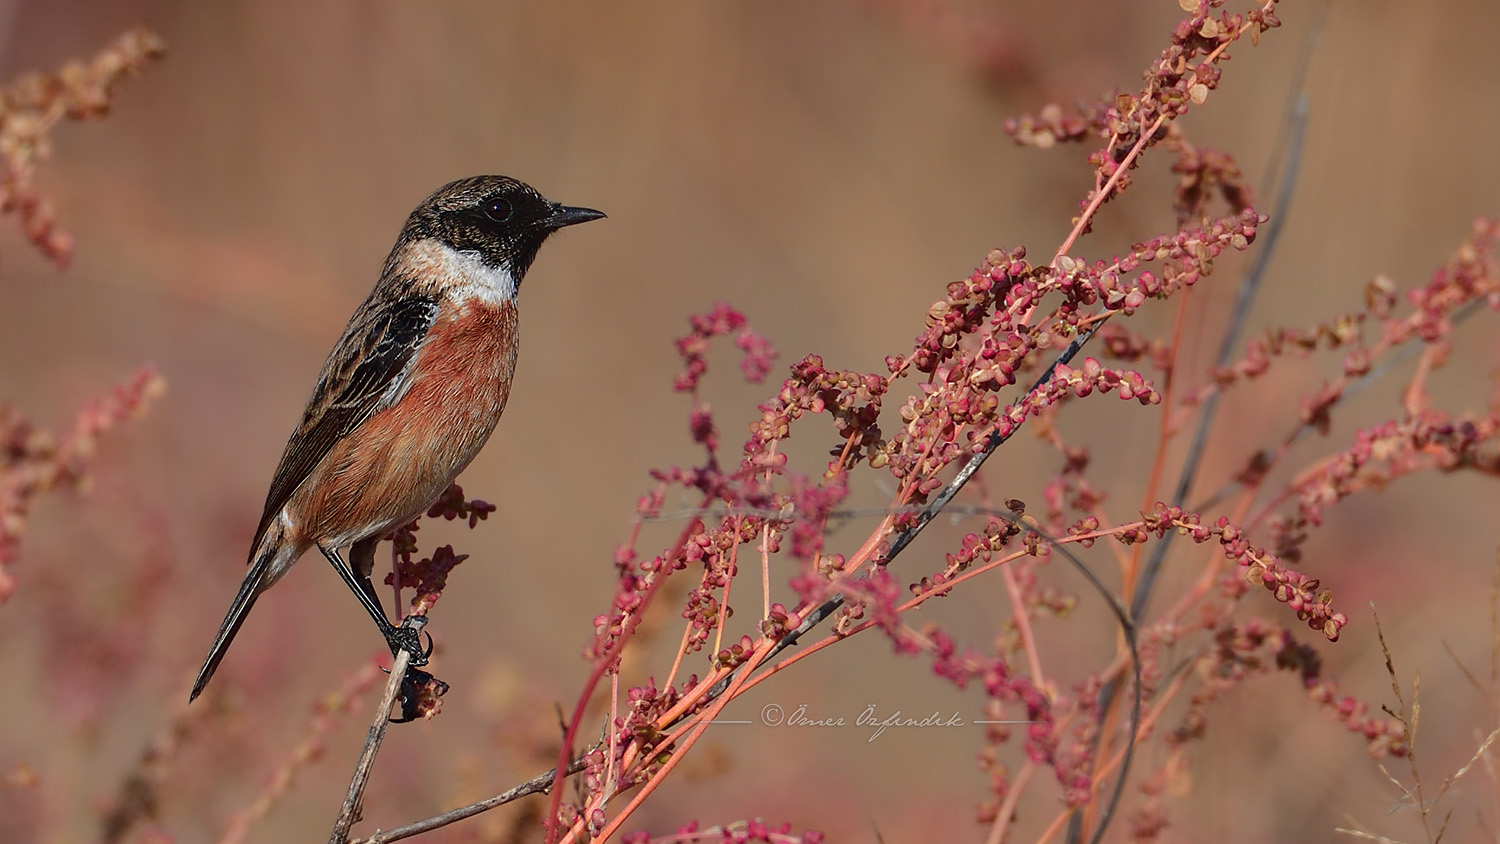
[404,175,604,281]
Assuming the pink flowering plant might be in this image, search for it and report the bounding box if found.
[491,2,1495,842]
[1,29,167,603]
[9,5,1500,844]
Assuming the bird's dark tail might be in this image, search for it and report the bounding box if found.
[190,532,291,701]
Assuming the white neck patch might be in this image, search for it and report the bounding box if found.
[402,239,517,305]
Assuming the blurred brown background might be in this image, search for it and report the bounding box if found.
[2,1,1499,842]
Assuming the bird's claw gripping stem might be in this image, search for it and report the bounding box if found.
[384,615,431,668]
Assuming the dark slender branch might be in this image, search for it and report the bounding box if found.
[1127,0,1331,619]
[1128,93,1309,620]
[1255,0,1331,201]
[1035,520,1142,844]
[328,644,415,844]
[351,758,590,844]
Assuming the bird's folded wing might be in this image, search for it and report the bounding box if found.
[247,292,441,554]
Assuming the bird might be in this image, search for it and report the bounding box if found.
[190,175,604,702]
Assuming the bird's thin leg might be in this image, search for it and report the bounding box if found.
[349,536,434,661]
[348,535,388,618]
[318,542,428,667]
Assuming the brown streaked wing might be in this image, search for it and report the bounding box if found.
[247,293,441,553]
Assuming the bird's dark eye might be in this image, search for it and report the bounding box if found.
[483,197,513,223]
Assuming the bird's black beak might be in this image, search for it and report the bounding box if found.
[544,204,606,229]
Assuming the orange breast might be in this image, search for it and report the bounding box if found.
[290,298,519,547]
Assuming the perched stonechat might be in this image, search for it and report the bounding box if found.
[191,175,604,701]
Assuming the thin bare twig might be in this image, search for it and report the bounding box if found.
[328,643,416,844]
[221,664,382,844]
[350,757,590,844]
